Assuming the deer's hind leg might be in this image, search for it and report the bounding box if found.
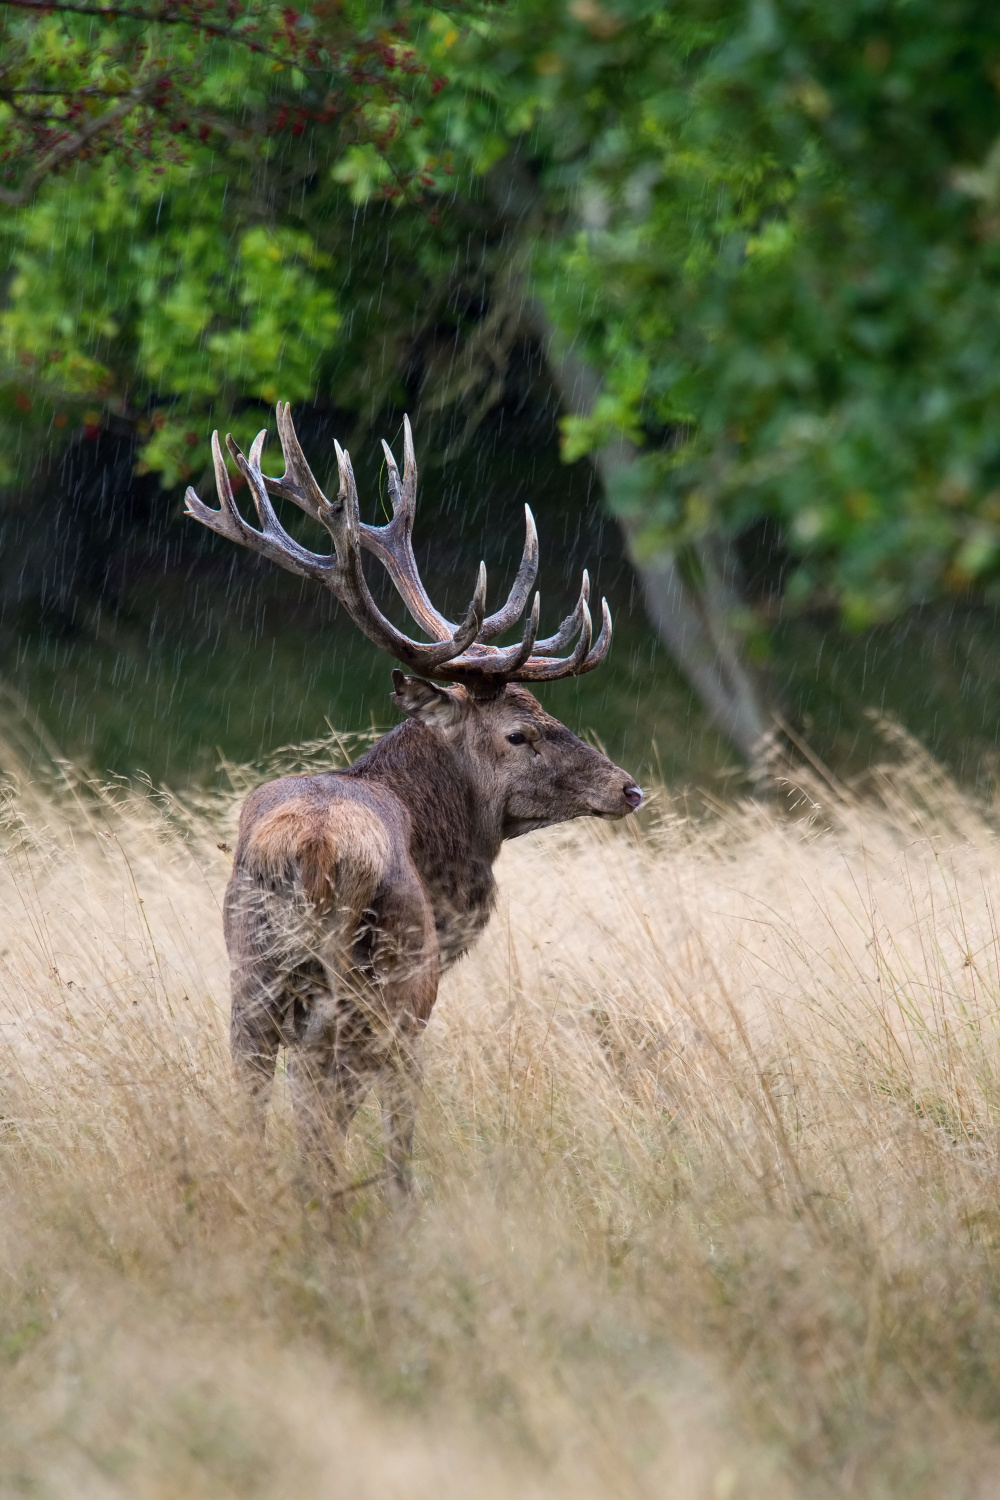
[286,888,388,1187]
[288,869,438,1200]
[225,874,293,1138]
[286,1019,379,1185]
[379,1040,423,1203]
[370,866,439,1200]
[229,963,285,1135]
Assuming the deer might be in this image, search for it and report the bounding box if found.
[184,404,642,1198]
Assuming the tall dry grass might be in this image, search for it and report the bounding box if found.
[4,727,1000,1497]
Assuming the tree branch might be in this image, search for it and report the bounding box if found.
[0,81,155,206]
[0,0,403,77]
[1,0,278,44]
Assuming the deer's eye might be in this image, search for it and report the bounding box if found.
[507,732,528,745]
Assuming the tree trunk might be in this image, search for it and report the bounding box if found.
[486,155,774,768]
[534,318,774,767]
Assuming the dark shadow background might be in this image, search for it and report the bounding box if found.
[3,346,1000,794]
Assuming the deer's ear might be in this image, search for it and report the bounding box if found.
[391,670,463,729]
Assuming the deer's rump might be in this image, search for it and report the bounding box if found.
[240,789,391,915]
[223,781,402,1043]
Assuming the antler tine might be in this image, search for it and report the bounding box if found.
[232,429,285,536]
[402,413,417,517]
[379,433,419,528]
[533,569,590,656]
[511,597,596,682]
[228,430,328,579]
[332,438,359,530]
[184,431,334,583]
[310,438,485,675]
[473,560,488,612]
[454,590,541,682]
[380,437,403,517]
[575,596,613,675]
[183,431,248,546]
[257,402,329,521]
[478,505,539,642]
[358,421,454,643]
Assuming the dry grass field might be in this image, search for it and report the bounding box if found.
[4,724,1000,1498]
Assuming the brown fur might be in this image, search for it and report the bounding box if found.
[224,678,642,1198]
[244,797,391,914]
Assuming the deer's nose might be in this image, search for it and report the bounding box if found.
[623,783,643,810]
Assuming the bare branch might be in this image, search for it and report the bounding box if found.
[0,81,157,206]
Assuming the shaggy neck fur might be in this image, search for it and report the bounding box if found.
[345,719,501,965]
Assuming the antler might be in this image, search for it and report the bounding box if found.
[184,406,612,690]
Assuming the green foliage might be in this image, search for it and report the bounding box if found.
[0,0,431,201]
[1,165,342,484]
[0,0,444,486]
[4,0,1000,630]
[447,0,1000,622]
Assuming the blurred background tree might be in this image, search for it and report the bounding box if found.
[2,0,1000,787]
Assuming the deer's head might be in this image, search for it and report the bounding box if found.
[390,674,641,838]
[185,407,642,832]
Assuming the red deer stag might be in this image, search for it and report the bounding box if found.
[185,405,642,1197]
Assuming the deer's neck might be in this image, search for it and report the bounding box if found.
[347,722,501,967]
